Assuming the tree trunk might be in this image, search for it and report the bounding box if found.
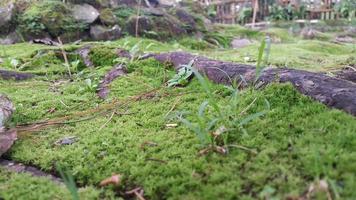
[151,52,356,116]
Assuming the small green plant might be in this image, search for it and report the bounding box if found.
[167,60,194,87]
[71,60,81,72]
[255,35,271,83]
[175,65,269,155]
[83,78,98,93]
[1,57,21,69]
[56,164,79,200]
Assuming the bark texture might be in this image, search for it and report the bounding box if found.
[152,52,356,116]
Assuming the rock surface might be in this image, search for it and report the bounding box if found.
[300,27,319,39]
[0,3,15,34]
[72,4,100,24]
[0,129,17,156]
[334,35,355,43]
[90,25,121,41]
[231,38,252,49]
[0,31,21,45]
[174,8,197,33]
[0,94,14,130]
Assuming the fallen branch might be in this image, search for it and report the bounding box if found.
[150,52,356,116]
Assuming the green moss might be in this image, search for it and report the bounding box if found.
[178,37,214,50]
[1,34,356,199]
[113,6,136,28]
[89,46,117,67]
[263,28,296,43]
[0,168,111,200]
[100,8,118,26]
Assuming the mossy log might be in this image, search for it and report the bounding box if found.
[151,52,356,116]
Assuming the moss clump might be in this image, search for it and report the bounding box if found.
[27,50,62,68]
[89,46,117,67]
[0,168,111,199]
[18,1,86,37]
[99,8,117,26]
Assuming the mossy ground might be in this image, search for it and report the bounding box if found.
[0,25,356,199]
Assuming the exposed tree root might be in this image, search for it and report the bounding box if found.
[335,69,356,83]
[0,69,34,81]
[149,52,356,116]
[0,158,62,183]
[97,64,127,99]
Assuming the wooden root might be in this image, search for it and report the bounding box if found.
[151,52,356,116]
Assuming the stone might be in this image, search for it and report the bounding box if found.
[0,129,17,156]
[72,4,99,24]
[231,38,252,49]
[334,35,355,44]
[54,136,77,146]
[0,3,15,34]
[0,94,14,130]
[300,27,318,40]
[90,25,121,41]
[174,8,197,33]
[126,15,186,40]
[110,0,138,8]
[346,27,356,37]
[143,7,165,16]
[158,0,177,7]
[126,16,153,36]
[0,31,21,45]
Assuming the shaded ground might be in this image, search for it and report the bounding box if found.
[0,24,356,199]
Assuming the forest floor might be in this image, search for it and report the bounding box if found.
[0,24,356,200]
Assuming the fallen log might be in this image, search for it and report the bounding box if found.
[151,52,356,116]
[0,69,34,81]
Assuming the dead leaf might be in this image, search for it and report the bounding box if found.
[0,129,17,156]
[214,146,228,155]
[198,147,212,156]
[211,126,227,138]
[126,187,146,200]
[47,108,56,114]
[306,179,332,200]
[99,174,122,187]
[165,123,178,128]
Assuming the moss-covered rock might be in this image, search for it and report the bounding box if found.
[99,8,118,26]
[172,8,197,33]
[89,25,121,41]
[112,5,136,28]
[126,14,186,40]
[89,46,118,67]
[18,1,87,38]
